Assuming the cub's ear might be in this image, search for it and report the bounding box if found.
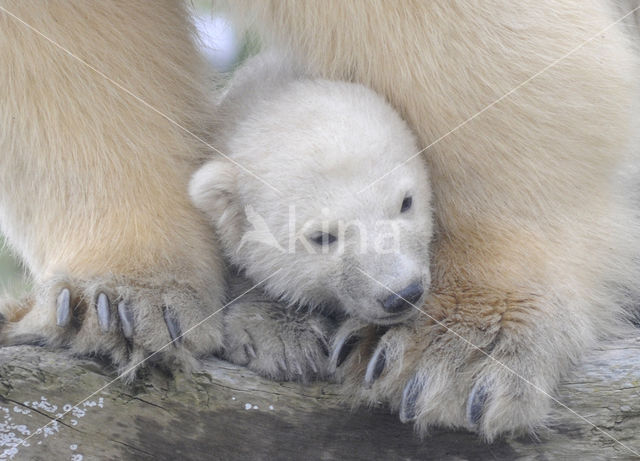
[189,160,237,224]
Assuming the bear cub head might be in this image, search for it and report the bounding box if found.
[191,55,433,325]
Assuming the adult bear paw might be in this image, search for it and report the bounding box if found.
[332,293,559,442]
[0,274,224,380]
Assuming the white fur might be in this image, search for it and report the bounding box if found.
[191,53,433,325]
[0,0,638,440]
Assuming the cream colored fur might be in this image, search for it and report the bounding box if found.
[190,52,432,381]
[219,0,640,440]
[0,1,225,373]
[0,0,638,441]
[191,52,433,325]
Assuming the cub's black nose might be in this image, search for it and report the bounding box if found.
[381,281,424,313]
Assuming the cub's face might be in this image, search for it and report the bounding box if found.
[190,80,433,325]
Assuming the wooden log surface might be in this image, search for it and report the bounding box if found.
[0,336,639,461]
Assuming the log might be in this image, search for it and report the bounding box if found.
[0,336,639,461]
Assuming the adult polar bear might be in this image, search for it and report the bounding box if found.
[220,0,640,440]
[0,0,638,442]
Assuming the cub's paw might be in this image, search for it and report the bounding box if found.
[333,294,559,441]
[222,293,333,382]
[0,274,224,379]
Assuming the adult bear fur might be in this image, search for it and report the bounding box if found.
[219,0,640,440]
[0,0,639,441]
[0,1,225,375]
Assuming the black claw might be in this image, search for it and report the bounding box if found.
[162,306,182,345]
[310,325,330,357]
[96,293,110,332]
[400,374,423,423]
[56,288,71,327]
[364,347,386,386]
[317,337,330,357]
[309,358,318,374]
[117,301,134,339]
[467,383,488,427]
[243,343,257,360]
[336,335,359,368]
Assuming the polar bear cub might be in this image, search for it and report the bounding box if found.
[190,53,433,379]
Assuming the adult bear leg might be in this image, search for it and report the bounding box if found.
[225,0,640,438]
[334,212,640,440]
[0,1,224,376]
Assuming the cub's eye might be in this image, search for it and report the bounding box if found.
[309,232,337,246]
[401,195,413,213]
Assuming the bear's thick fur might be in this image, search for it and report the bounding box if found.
[218,0,640,439]
[1,0,639,440]
[190,52,432,381]
[0,1,225,375]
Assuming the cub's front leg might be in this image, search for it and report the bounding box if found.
[222,273,334,382]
